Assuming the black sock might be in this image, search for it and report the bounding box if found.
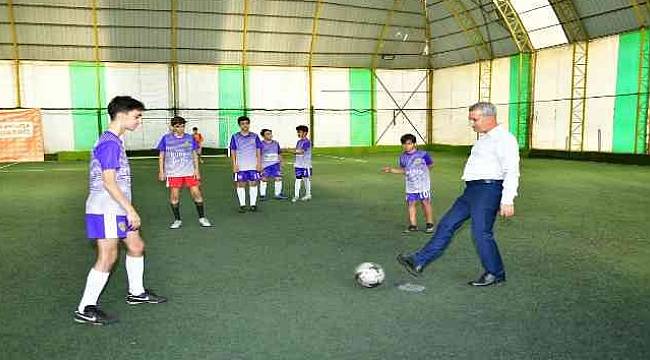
[171,203,181,220]
[195,202,205,218]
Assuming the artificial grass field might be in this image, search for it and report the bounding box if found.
[1,150,649,359]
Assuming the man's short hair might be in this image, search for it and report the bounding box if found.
[170,116,186,126]
[237,116,250,124]
[296,125,309,133]
[107,96,145,120]
[400,133,416,144]
[469,102,497,117]
[260,129,272,136]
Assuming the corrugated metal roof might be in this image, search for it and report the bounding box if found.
[0,0,647,68]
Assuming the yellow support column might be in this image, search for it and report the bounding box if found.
[241,0,250,113]
[420,0,433,144]
[7,0,21,108]
[308,0,323,144]
[91,0,104,132]
[170,0,179,116]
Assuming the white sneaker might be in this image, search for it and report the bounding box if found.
[291,197,298,203]
[300,195,312,201]
[198,217,212,227]
[169,220,182,229]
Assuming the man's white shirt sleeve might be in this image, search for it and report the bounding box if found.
[497,133,520,205]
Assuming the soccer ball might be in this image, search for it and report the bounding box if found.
[354,262,385,288]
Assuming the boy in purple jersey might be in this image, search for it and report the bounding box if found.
[259,129,288,201]
[291,125,312,202]
[157,116,211,229]
[230,116,263,212]
[75,96,166,326]
[383,133,435,233]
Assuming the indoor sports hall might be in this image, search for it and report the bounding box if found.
[1,1,649,359]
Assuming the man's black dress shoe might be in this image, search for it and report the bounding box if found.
[468,273,506,287]
[396,254,423,277]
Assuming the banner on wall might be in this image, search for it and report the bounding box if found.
[0,109,45,162]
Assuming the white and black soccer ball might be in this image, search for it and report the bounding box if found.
[354,262,385,288]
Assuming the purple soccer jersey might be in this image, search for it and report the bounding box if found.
[157,133,198,177]
[399,150,433,194]
[86,131,131,216]
[261,139,281,169]
[294,138,312,169]
[230,132,262,171]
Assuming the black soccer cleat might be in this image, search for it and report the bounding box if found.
[74,305,117,325]
[125,289,167,305]
[402,225,418,234]
[397,254,423,277]
[424,223,435,234]
[468,273,506,287]
[238,206,247,213]
[259,195,267,202]
[250,205,258,212]
[274,194,288,200]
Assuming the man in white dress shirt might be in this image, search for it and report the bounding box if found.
[397,102,520,286]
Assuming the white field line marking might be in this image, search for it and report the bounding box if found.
[317,154,368,163]
[0,167,85,173]
[0,162,18,170]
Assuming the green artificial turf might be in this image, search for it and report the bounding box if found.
[1,152,649,359]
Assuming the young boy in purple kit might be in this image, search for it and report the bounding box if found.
[291,125,312,202]
[230,116,263,212]
[383,133,435,233]
[259,128,288,200]
[75,96,166,326]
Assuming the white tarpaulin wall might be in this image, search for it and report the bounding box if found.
[375,69,428,146]
[248,67,309,148]
[177,64,220,149]
[584,37,617,153]
[103,64,172,150]
[312,68,351,147]
[0,61,17,109]
[0,31,644,155]
[432,63,478,145]
[19,61,74,153]
[490,57,512,131]
[531,45,572,150]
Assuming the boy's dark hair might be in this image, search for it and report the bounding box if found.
[192,127,198,131]
[107,96,145,120]
[260,129,272,136]
[237,116,250,124]
[400,133,416,144]
[296,125,309,133]
[170,116,186,126]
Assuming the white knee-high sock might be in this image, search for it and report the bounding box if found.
[274,180,283,196]
[249,186,258,206]
[125,255,145,295]
[304,178,311,196]
[236,187,246,206]
[260,181,268,197]
[294,179,302,198]
[78,268,110,312]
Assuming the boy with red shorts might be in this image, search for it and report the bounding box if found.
[157,116,212,229]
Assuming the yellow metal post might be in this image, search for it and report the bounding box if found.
[241,0,250,113]
[491,0,533,53]
[420,0,433,144]
[427,68,433,144]
[7,0,21,108]
[91,0,103,132]
[308,0,323,144]
[170,0,179,116]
